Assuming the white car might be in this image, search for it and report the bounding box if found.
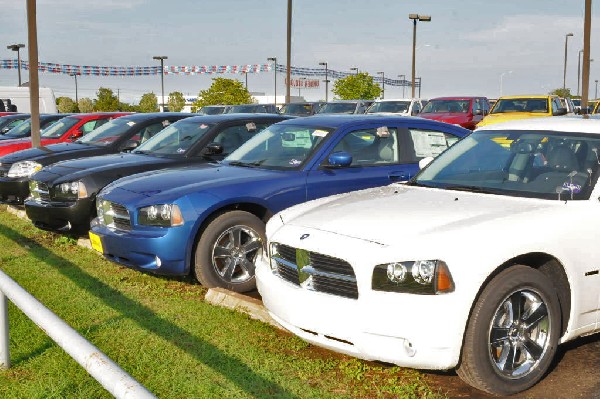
[366,98,426,116]
[256,117,600,396]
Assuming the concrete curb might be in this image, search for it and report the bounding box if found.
[5,205,280,330]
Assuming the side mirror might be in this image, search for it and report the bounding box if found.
[202,142,224,156]
[121,139,139,152]
[419,156,434,170]
[326,151,352,168]
[553,108,568,116]
[70,129,83,141]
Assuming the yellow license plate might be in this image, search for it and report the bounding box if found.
[89,232,104,254]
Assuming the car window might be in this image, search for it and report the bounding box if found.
[40,117,80,138]
[81,120,100,133]
[134,120,214,155]
[139,122,168,143]
[406,129,459,162]
[212,122,270,155]
[329,128,400,166]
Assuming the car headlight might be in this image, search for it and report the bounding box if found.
[138,204,184,227]
[7,161,42,178]
[53,181,88,200]
[372,260,454,294]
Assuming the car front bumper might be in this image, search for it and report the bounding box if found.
[0,177,29,205]
[24,197,95,233]
[256,253,464,370]
[89,221,192,276]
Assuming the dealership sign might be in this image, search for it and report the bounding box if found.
[286,78,320,89]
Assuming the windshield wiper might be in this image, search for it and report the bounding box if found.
[444,185,495,194]
[228,160,267,168]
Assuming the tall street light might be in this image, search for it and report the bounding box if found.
[70,73,78,103]
[499,71,513,97]
[350,67,358,75]
[319,61,329,102]
[377,71,385,99]
[563,32,573,90]
[398,74,406,98]
[285,0,292,104]
[409,14,431,98]
[7,43,25,86]
[416,77,422,98]
[578,49,594,96]
[268,57,277,106]
[595,79,599,100]
[153,56,168,112]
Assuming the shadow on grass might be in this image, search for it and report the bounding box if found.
[0,223,299,399]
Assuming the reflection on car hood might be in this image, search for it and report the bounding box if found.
[478,112,551,127]
[38,153,164,179]
[0,143,97,165]
[281,185,557,246]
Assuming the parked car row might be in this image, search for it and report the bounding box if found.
[2,106,598,396]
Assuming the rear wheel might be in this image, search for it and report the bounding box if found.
[193,210,265,292]
[457,265,561,396]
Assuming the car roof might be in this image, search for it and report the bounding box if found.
[175,113,291,123]
[427,96,485,101]
[273,114,469,131]
[497,95,555,100]
[116,112,187,121]
[476,116,600,133]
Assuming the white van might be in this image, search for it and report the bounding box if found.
[0,86,57,113]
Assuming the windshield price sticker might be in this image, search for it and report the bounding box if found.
[162,120,170,127]
[376,126,390,138]
[411,130,449,157]
[282,130,312,149]
[246,122,257,131]
[312,129,328,137]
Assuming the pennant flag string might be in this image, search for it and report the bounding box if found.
[0,59,413,87]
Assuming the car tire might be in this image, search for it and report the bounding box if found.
[456,265,561,396]
[193,210,265,293]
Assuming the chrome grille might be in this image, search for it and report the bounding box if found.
[272,243,358,299]
[97,199,131,231]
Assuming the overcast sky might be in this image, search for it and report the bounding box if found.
[0,0,597,103]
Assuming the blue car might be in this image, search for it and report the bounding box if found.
[89,115,469,292]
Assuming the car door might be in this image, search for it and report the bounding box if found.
[305,125,414,200]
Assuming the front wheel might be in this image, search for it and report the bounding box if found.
[193,210,265,293]
[457,265,561,396]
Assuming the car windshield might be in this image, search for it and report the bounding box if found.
[77,117,138,147]
[367,101,411,114]
[421,100,469,113]
[133,120,213,155]
[199,106,225,115]
[491,98,549,114]
[317,102,357,114]
[224,124,332,169]
[572,99,581,106]
[280,103,313,115]
[227,105,267,113]
[40,116,80,138]
[413,129,600,200]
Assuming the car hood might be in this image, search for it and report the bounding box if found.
[280,185,559,246]
[477,112,550,127]
[37,153,173,181]
[100,164,292,204]
[0,143,103,165]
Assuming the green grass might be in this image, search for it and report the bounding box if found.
[0,207,447,399]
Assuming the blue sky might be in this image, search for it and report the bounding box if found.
[0,0,597,103]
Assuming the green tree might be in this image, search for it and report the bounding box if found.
[139,93,159,113]
[332,72,381,100]
[57,96,78,113]
[193,78,252,109]
[94,87,120,111]
[550,88,572,98]
[77,98,94,113]
[168,91,186,112]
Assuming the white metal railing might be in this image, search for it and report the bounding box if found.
[0,269,156,399]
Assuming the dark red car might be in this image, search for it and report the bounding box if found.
[0,112,130,157]
[418,97,490,130]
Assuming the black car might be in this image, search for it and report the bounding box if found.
[279,102,323,116]
[24,113,291,234]
[0,112,190,205]
[0,114,68,140]
[226,104,279,114]
[197,105,227,115]
[0,114,30,135]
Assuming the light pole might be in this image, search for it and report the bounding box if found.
[595,79,598,100]
[563,33,573,90]
[398,74,406,97]
[350,67,358,75]
[409,14,431,98]
[377,71,385,99]
[243,72,248,89]
[70,73,78,103]
[319,61,329,102]
[578,50,594,96]
[286,0,292,104]
[7,43,25,86]
[298,77,306,97]
[499,71,512,97]
[268,57,277,106]
[153,55,168,112]
[416,77,422,98]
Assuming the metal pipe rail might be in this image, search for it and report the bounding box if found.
[0,269,156,399]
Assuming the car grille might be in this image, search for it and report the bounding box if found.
[30,181,50,203]
[272,243,358,299]
[0,164,10,177]
[98,199,131,231]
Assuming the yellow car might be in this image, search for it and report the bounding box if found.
[476,95,567,128]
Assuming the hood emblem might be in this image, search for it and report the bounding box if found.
[300,233,310,240]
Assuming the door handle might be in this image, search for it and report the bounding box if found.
[388,172,410,181]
